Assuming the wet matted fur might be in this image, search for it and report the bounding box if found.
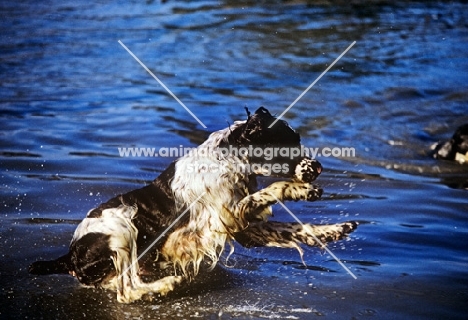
[29,107,358,303]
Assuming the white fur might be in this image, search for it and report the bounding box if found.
[166,123,253,275]
[72,204,183,303]
[72,205,137,243]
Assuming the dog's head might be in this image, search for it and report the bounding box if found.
[28,232,116,287]
[227,107,322,181]
[233,107,301,147]
[69,233,116,286]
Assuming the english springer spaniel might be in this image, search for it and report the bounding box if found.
[432,123,468,164]
[29,107,358,303]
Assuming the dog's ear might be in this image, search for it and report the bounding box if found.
[254,107,272,118]
[246,107,275,128]
[69,233,115,286]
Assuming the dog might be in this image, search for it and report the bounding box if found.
[432,123,468,164]
[29,107,358,303]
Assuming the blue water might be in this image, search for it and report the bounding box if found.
[1,1,468,318]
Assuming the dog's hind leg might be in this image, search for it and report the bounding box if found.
[234,221,358,260]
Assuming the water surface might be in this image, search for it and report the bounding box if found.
[1,1,467,319]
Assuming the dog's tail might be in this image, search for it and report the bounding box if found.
[29,253,71,275]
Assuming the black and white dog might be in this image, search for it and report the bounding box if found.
[432,123,468,164]
[30,107,358,303]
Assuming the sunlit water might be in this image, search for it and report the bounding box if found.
[1,1,467,319]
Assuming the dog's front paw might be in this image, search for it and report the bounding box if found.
[287,182,322,202]
[293,157,322,182]
[307,185,323,202]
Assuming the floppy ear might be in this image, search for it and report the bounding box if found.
[246,106,275,128]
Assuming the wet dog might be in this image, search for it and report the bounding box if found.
[29,107,357,303]
[432,123,468,164]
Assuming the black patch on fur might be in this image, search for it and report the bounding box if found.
[69,233,116,286]
[281,230,293,241]
[228,107,300,147]
[233,231,266,248]
[90,162,187,258]
[342,221,359,235]
[433,123,468,160]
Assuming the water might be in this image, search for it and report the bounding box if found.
[1,0,468,318]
